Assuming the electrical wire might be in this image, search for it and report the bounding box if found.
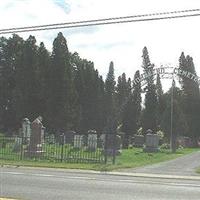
[0,8,199,32]
[0,9,200,34]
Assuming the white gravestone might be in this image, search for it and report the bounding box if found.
[12,137,22,152]
[88,134,97,151]
[99,134,106,148]
[74,135,84,149]
[143,132,159,153]
[41,126,45,144]
[134,135,145,147]
[22,118,31,144]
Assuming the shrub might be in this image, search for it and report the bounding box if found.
[156,130,165,140]
[0,133,5,137]
[137,127,143,135]
[160,143,170,149]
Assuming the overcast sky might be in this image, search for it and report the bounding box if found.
[0,0,200,90]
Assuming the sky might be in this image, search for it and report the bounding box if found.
[0,0,200,90]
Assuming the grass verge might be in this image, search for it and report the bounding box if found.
[196,167,200,174]
[0,148,199,171]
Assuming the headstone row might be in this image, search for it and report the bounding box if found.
[20,116,45,157]
[19,117,123,156]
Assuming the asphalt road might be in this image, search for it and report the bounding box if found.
[1,167,200,200]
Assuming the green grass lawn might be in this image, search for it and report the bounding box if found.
[196,167,200,174]
[1,147,199,171]
[112,148,199,170]
[0,143,104,162]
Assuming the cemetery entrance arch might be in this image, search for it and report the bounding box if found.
[121,65,200,152]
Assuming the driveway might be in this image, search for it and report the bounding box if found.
[119,150,200,176]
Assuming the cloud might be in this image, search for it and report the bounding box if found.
[0,0,200,90]
[52,0,71,14]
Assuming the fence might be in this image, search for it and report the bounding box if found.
[0,134,109,164]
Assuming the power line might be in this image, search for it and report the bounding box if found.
[0,9,200,35]
[0,8,199,32]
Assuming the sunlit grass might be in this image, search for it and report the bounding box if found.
[1,147,199,171]
[196,167,200,174]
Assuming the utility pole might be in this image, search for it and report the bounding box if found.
[170,77,176,153]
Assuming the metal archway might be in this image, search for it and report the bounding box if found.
[131,65,200,152]
[105,64,200,163]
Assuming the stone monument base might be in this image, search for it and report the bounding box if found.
[24,150,45,158]
[143,146,159,153]
[104,149,122,156]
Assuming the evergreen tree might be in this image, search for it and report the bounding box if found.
[0,35,24,133]
[178,53,200,145]
[142,84,157,133]
[72,52,106,133]
[141,47,157,133]
[95,74,107,132]
[121,71,142,147]
[132,70,142,132]
[105,61,116,133]
[142,46,154,86]
[14,35,39,122]
[49,32,77,133]
[116,73,130,108]
[156,73,165,126]
[161,86,188,143]
[37,42,51,125]
[116,73,131,125]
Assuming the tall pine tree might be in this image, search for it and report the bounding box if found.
[141,47,157,133]
[121,71,142,147]
[0,35,24,132]
[156,73,165,127]
[37,42,51,125]
[178,53,200,145]
[105,61,116,133]
[161,85,188,142]
[49,32,77,133]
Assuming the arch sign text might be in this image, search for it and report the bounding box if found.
[133,66,200,86]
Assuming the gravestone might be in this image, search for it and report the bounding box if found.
[45,134,55,144]
[134,135,145,147]
[41,126,45,144]
[177,136,192,148]
[27,116,44,157]
[88,134,97,151]
[143,129,159,152]
[116,135,122,153]
[74,135,84,149]
[12,136,22,153]
[22,118,31,144]
[99,134,106,148]
[64,131,76,144]
[105,134,122,155]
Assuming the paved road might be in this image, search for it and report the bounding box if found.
[119,150,200,176]
[1,167,200,200]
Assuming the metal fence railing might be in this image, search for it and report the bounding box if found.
[0,135,107,164]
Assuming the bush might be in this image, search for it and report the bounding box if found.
[178,145,184,150]
[0,135,15,148]
[160,143,170,149]
[137,127,143,135]
[0,132,5,137]
[156,130,165,140]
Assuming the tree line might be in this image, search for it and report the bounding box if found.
[0,32,199,146]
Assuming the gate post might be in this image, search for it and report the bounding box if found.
[60,133,64,162]
[112,133,116,165]
[104,134,108,164]
[20,135,24,160]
